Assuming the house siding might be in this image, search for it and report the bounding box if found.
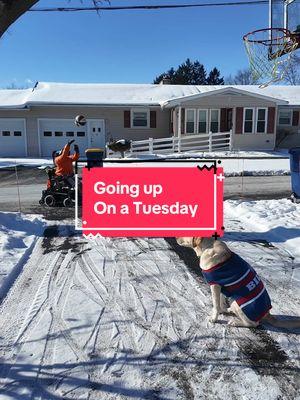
[174,94,278,150]
[0,106,170,156]
[276,106,300,148]
[1,90,300,156]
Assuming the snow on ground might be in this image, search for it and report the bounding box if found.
[114,151,291,176]
[0,212,46,299]
[226,199,300,259]
[0,150,290,176]
[0,199,299,399]
[0,158,52,169]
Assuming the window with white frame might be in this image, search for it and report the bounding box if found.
[256,108,267,133]
[131,109,149,128]
[198,109,208,133]
[243,108,255,133]
[185,109,196,134]
[278,110,292,125]
[210,109,220,133]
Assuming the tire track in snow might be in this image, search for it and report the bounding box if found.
[0,234,92,397]
[167,224,300,399]
[1,223,299,399]
[224,215,300,398]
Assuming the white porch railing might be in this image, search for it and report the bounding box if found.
[106,130,232,157]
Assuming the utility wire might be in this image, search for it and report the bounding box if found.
[29,1,269,12]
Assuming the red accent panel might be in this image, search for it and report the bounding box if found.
[235,107,243,134]
[82,166,224,237]
[267,107,276,134]
[124,110,131,128]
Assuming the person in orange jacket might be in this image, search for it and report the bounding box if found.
[54,140,79,187]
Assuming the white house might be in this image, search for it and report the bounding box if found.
[0,82,299,157]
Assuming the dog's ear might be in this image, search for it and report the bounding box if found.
[192,237,202,248]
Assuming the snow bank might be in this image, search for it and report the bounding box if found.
[225,198,300,260]
[0,212,46,299]
[0,158,53,169]
[117,152,291,176]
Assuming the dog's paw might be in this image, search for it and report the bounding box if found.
[227,318,239,327]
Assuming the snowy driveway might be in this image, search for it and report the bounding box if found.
[0,200,299,399]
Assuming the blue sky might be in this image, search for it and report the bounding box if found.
[0,0,269,87]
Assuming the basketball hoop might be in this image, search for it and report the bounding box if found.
[243,28,300,88]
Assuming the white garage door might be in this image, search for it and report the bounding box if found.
[0,119,27,157]
[39,119,89,158]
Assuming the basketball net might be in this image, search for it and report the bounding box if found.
[243,28,299,88]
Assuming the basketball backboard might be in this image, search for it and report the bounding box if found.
[269,0,300,57]
[270,0,300,35]
[243,0,299,86]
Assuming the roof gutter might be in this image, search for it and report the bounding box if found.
[25,102,162,108]
[0,105,31,111]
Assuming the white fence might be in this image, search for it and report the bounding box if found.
[106,130,232,157]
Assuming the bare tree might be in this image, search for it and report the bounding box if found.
[0,1,107,38]
[283,54,300,85]
[4,81,32,89]
[226,68,258,85]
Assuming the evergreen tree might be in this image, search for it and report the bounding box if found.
[206,67,224,85]
[153,59,224,85]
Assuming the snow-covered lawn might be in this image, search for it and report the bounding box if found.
[226,199,300,259]
[112,151,291,176]
[0,199,299,399]
[0,212,46,299]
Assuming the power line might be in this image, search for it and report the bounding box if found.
[29,1,269,12]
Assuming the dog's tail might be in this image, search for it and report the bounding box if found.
[263,313,300,329]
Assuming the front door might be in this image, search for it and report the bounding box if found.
[88,119,105,148]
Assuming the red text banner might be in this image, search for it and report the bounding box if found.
[81,166,224,237]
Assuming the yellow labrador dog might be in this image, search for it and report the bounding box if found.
[177,237,300,329]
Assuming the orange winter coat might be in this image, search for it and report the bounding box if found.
[54,144,79,176]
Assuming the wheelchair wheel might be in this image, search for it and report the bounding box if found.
[63,197,74,208]
[44,194,56,207]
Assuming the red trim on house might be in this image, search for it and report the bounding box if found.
[150,110,157,128]
[124,110,131,128]
[267,107,276,134]
[235,107,243,134]
[292,110,299,126]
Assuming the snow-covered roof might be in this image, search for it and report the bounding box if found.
[0,82,299,108]
[29,82,201,107]
[0,89,32,109]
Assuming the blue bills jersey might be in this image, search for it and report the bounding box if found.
[202,252,272,322]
